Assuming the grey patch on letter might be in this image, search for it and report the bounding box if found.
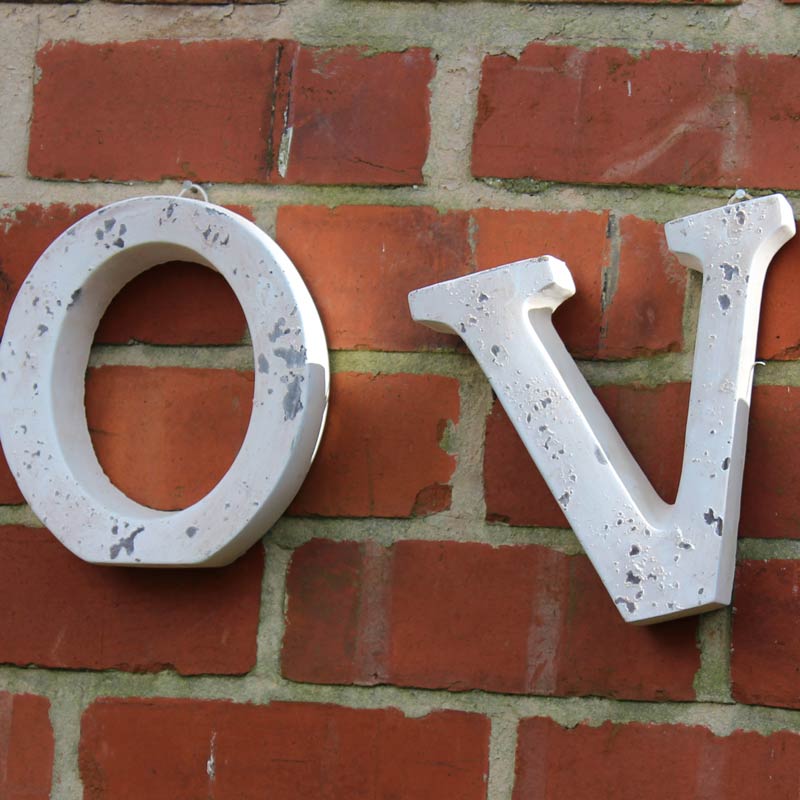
[110,526,144,559]
[268,318,288,342]
[283,375,303,421]
[273,344,306,369]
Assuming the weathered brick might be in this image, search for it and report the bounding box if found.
[282,540,366,685]
[0,692,53,800]
[514,717,800,799]
[0,526,262,674]
[485,384,687,527]
[274,47,434,185]
[471,209,609,358]
[473,44,800,189]
[731,560,800,709]
[80,698,489,799]
[0,445,24,505]
[29,41,433,185]
[15,367,457,521]
[602,215,685,358]
[276,206,683,356]
[289,373,458,518]
[30,41,278,183]
[0,203,250,345]
[282,540,699,700]
[95,260,247,345]
[757,233,800,360]
[277,206,471,350]
[85,367,253,511]
[483,398,567,529]
[472,210,683,358]
[739,385,800,539]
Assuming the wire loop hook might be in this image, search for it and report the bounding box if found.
[728,188,753,205]
[177,181,209,203]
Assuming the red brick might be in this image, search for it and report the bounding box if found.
[0,693,53,800]
[29,41,432,185]
[0,445,24,505]
[514,717,800,799]
[277,206,471,351]
[740,385,800,538]
[282,540,366,684]
[0,526,262,674]
[276,47,434,185]
[485,384,688,527]
[473,44,800,189]
[0,203,250,345]
[80,698,489,799]
[289,373,458,518]
[472,210,684,358]
[282,540,699,700]
[85,367,253,511]
[277,206,684,356]
[484,398,566,528]
[94,261,247,344]
[757,233,800,360]
[471,209,609,358]
[30,41,278,183]
[731,560,800,709]
[602,215,685,357]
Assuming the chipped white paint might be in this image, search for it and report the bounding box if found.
[278,126,294,179]
[409,194,795,623]
[206,731,217,783]
[0,196,329,567]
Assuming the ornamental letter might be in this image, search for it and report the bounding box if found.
[0,197,328,567]
[409,194,794,623]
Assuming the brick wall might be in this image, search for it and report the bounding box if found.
[2,0,800,796]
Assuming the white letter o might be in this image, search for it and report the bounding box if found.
[0,196,328,566]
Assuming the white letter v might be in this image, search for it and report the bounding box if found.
[409,195,795,623]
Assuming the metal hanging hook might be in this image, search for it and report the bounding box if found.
[728,188,753,205]
[177,181,209,203]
